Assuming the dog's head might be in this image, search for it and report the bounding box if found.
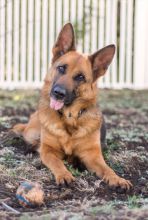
[46,23,115,111]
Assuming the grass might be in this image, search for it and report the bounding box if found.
[127,195,141,209]
[0,89,148,220]
[67,164,82,177]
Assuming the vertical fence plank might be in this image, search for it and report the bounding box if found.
[20,0,27,83]
[56,0,62,36]
[98,0,105,86]
[83,0,89,53]
[98,0,105,48]
[134,0,148,88]
[96,0,99,50]
[25,0,28,82]
[70,0,76,52]
[104,0,111,87]
[77,0,83,51]
[75,0,78,45]
[13,0,19,85]
[63,0,69,22]
[49,0,55,64]
[88,0,92,53]
[34,0,41,84]
[111,0,117,87]
[41,0,48,81]
[27,0,34,84]
[61,0,64,26]
[54,0,57,41]
[146,28,148,88]
[40,0,43,81]
[6,0,12,83]
[70,0,76,24]
[0,0,6,85]
[126,0,133,86]
[46,0,50,69]
[82,0,85,52]
[68,0,71,21]
[119,0,126,86]
[91,0,97,53]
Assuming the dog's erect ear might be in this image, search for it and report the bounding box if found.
[89,45,115,81]
[52,23,76,63]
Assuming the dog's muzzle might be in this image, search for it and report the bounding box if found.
[52,85,66,100]
[50,85,76,111]
[50,85,65,110]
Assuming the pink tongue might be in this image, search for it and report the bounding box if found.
[50,97,64,110]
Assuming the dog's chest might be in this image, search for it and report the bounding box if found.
[61,139,74,156]
[59,126,79,156]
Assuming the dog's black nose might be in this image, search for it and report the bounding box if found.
[52,85,66,100]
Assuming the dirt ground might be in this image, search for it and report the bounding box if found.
[0,89,148,220]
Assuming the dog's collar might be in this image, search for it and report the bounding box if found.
[58,108,86,118]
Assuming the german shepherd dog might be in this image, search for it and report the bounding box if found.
[13,23,132,190]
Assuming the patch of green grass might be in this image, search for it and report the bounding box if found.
[0,90,39,109]
[20,214,52,220]
[89,200,125,215]
[0,151,22,169]
[127,195,141,209]
[2,138,21,146]
[107,139,120,151]
[0,152,15,165]
[111,161,124,175]
[67,164,82,177]
[90,202,114,215]
[89,196,143,216]
[107,128,145,145]
[99,89,148,110]
[103,148,110,161]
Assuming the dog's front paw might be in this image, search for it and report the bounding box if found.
[56,171,75,185]
[103,173,132,190]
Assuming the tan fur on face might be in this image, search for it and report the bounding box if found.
[13,23,132,190]
[45,51,94,97]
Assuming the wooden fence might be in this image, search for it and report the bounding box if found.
[0,0,148,89]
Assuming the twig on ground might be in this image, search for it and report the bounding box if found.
[1,202,20,214]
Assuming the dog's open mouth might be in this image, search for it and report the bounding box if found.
[50,97,64,110]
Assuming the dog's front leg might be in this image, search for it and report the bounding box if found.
[77,143,132,190]
[40,143,75,185]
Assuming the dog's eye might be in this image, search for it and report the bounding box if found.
[74,73,85,82]
[57,65,67,74]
